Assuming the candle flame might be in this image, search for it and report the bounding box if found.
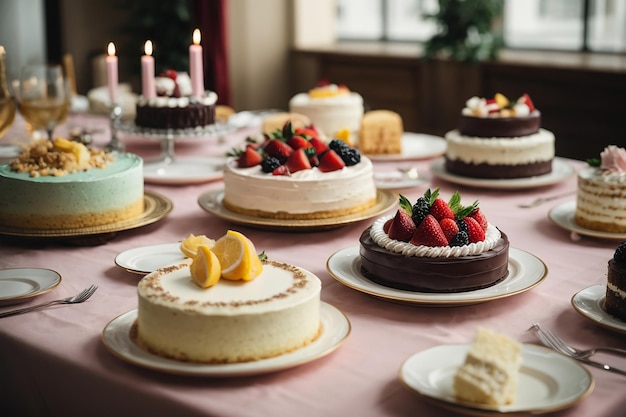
[193,29,201,45]
[107,42,116,56]
[144,40,153,56]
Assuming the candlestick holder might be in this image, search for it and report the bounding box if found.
[105,103,124,152]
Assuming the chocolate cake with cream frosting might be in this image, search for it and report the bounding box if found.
[445,93,555,179]
[606,241,626,321]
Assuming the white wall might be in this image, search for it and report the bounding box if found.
[0,0,47,82]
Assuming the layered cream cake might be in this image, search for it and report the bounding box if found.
[445,93,555,179]
[358,110,403,155]
[289,82,364,137]
[606,241,626,321]
[575,145,626,233]
[136,259,322,363]
[223,123,377,220]
[453,328,522,406]
[0,138,144,230]
[135,71,217,130]
[359,189,509,292]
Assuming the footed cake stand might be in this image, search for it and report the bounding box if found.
[119,122,235,185]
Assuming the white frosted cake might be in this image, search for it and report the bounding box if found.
[223,123,377,220]
[453,328,522,406]
[445,94,555,179]
[575,145,626,233]
[0,139,144,230]
[136,259,322,363]
[289,83,364,137]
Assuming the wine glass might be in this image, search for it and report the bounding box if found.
[16,64,69,141]
[0,95,15,139]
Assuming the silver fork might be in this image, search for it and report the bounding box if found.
[530,323,626,376]
[517,191,575,208]
[0,284,98,319]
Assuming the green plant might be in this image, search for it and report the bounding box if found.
[423,0,504,62]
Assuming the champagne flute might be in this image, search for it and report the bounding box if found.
[0,46,15,138]
[16,64,69,141]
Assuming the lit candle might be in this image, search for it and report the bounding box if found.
[106,42,118,104]
[141,40,156,99]
[189,28,204,98]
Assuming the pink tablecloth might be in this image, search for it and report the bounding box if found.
[1,114,624,417]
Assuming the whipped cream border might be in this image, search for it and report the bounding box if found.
[370,216,501,258]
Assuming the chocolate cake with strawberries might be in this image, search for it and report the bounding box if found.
[359,188,509,292]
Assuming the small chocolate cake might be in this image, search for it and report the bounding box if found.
[606,242,626,321]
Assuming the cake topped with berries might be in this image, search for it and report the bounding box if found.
[222,121,377,220]
[359,188,509,292]
[575,145,626,233]
[135,69,217,130]
[606,241,626,321]
[289,81,364,138]
[445,93,555,179]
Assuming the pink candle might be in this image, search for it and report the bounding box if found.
[141,40,156,99]
[106,42,118,104]
[189,29,204,98]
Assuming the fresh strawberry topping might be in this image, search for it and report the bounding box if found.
[318,149,345,172]
[237,146,263,168]
[387,195,416,242]
[410,215,448,247]
[264,139,293,162]
[439,218,459,244]
[287,136,312,150]
[285,148,312,173]
[430,198,455,221]
[462,217,486,243]
[469,208,488,232]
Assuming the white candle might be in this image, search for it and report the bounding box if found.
[189,29,204,98]
[141,40,156,99]
[106,42,118,104]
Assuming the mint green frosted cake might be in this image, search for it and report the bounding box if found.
[0,148,144,230]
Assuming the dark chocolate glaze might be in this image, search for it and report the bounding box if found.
[359,228,509,293]
[458,112,541,138]
[444,159,553,179]
[136,102,216,130]
[605,259,626,321]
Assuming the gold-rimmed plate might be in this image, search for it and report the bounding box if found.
[571,284,626,335]
[197,189,396,232]
[326,246,547,306]
[0,191,172,238]
[102,302,350,377]
[399,343,594,415]
[549,201,626,240]
[0,268,62,306]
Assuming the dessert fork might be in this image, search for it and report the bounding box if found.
[517,191,575,208]
[530,323,626,376]
[0,284,98,319]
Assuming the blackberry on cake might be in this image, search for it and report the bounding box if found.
[575,145,626,233]
[223,122,377,220]
[445,93,555,179]
[360,188,509,292]
[605,241,626,321]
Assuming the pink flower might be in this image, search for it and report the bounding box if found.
[600,145,626,172]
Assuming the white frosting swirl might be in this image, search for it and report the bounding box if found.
[370,216,501,258]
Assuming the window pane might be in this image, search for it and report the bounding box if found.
[588,0,626,52]
[504,0,584,50]
[337,0,383,40]
[386,0,438,41]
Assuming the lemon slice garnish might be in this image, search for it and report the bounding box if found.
[212,230,263,281]
[180,233,216,258]
[190,245,221,288]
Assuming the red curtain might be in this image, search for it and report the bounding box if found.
[194,0,231,106]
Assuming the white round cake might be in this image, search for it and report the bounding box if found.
[222,155,377,219]
[136,259,322,363]
[0,152,144,230]
[289,84,364,137]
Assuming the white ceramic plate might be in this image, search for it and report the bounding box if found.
[326,246,547,306]
[0,268,62,306]
[430,157,575,189]
[373,171,427,190]
[572,284,626,335]
[143,156,225,185]
[399,343,594,414]
[115,243,185,275]
[549,201,626,240]
[365,132,446,161]
[102,302,350,377]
